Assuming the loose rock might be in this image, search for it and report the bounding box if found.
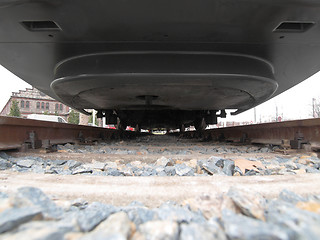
[12,187,63,219]
[0,207,42,233]
[76,202,117,232]
[136,220,179,240]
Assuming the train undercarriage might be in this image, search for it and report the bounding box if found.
[97,109,227,131]
[1,0,320,130]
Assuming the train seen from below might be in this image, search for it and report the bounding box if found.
[1,0,320,131]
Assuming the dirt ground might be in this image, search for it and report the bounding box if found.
[1,171,319,207]
[2,135,319,208]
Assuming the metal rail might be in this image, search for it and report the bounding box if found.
[205,118,320,151]
[1,116,320,151]
[0,116,115,150]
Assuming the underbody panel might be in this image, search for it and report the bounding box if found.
[1,0,320,128]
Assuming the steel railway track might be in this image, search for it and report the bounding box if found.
[1,116,319,153]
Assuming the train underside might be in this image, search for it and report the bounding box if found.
[1,0,320,130]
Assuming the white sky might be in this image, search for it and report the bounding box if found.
[0,64,320,122]
[228,70,320,123]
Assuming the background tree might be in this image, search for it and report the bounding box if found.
[8,100,21,117]
[312,97,320,118]
[68,109,80,124]
[88,112,97,125]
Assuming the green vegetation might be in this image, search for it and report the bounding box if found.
[88,112,97,125]
[8,100,21,117]
[68,109,80,124]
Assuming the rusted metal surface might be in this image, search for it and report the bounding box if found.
[0,116,115,150]
[1,116,320,151]
[206,118,320,150]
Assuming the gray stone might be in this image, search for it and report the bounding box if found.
[141,171,153,176]
[125,207,158,226]
[155,166,165,173]
[70,198,88,209]
[120,167,134,176]
[80,212,132,240]
[262,169,273,175]
[44,167,58,174]
[259,147,270,153]
[305,167,320,173]
[278,168,296,175]
[0,152,10,160]
[83,161,106,170]
[9,220,75,240]
[175,164,194,176]
[0,159,12,170]
[0,207,42,233]
[233,166,243,175]
[200,157,226,175]
[244,169,259,176]
[284,162,298,170]
[57,145,64,150]
[128,201,145,207]
[137,220,179,240]
[12,187,63,219]
[215,159,224,168]
[313,162,320,169]
[104,161,118,169]
[84,145,94,152]
[155,157,174,167]
[222,159,235,176]
[266,200,320,239]
[72,168,93,175]
[279,189,307,204]
[133,168,143,176]
[49,159,67,166]
[66,160,82,170]
[77,202,118,232]
[91,170,107,176]
[115,150,130,155]
[157,171,167,176]
[106,168,122,176]
[222,210,291,240]
[3,226,67,240]
[30,165,45,174]
[180,222,227,240]
[275,157,291,164]
[227,187,266,220]
[64,143,74,150]
[164,166,176,176]
[16,159,35,168]
[155,203,205,223]
[80,233,126,240]
[0,192,8,199]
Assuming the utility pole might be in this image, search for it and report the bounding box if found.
[93,110,96,126]
[312,98,316,118]
[254,107,256,123]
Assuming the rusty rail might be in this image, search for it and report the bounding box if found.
[1,116,320,151]
[0,116,115,150]
[205,118,320,151]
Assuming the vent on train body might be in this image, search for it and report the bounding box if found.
[21,21,61,31]
[273,21,315,32]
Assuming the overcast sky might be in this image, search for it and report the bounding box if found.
[1,64,320,122]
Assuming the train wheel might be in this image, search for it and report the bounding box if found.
[180,124,185,133]
[135,124,140,132]
[117,118,127,131]
[194,118,206,131]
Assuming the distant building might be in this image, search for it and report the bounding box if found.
[0,88,69,121]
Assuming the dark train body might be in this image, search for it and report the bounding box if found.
[1,0,320,130]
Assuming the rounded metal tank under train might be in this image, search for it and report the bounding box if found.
[0,0,319,130]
